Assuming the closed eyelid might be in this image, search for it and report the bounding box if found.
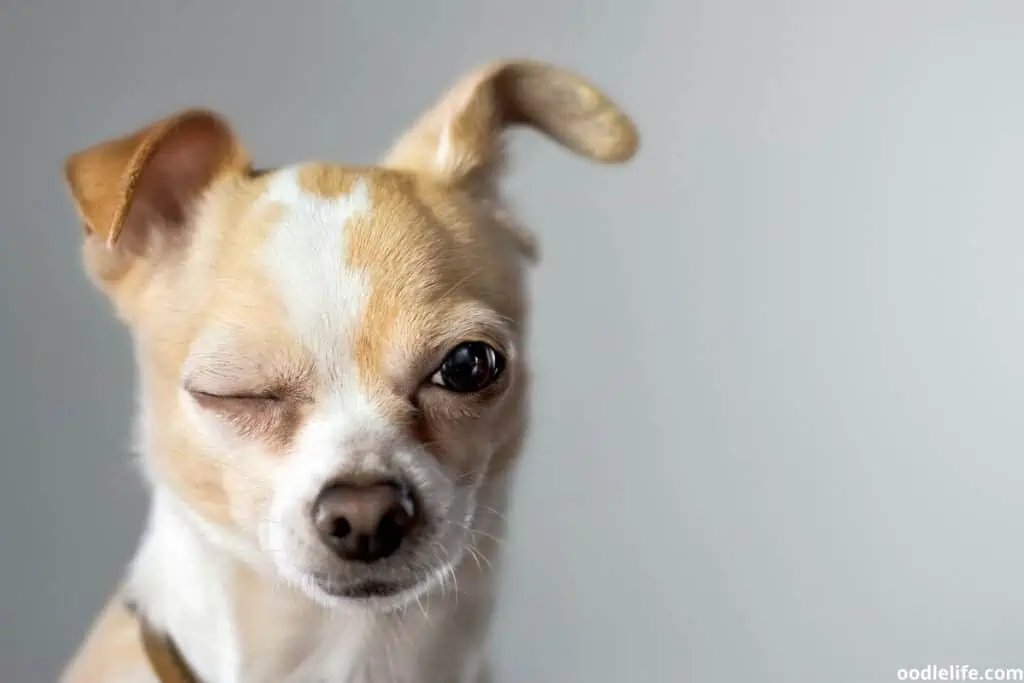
[188,387,280,400]
[182,337,314,394]
[185,380,304,448]
[183,343,259,379]
[182,356,288,398]
[182,361,317,404]
[182,324,300,387]
[182,364,262,395]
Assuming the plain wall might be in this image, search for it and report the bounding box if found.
[3,1,1024,681]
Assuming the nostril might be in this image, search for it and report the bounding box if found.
[330,517,352,540]
[388,487,413,525]
[377,510,404,547]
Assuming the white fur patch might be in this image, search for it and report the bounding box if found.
[129,490,241,683]
[260,166,372,364]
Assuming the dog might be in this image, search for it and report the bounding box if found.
[58,59,638,683]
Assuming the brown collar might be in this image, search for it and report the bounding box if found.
[125,600,202,683]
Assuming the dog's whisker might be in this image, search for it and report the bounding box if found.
[466,544,493,572]
[474,504,507,522]
[444,520,506,548]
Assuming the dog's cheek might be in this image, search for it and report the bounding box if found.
[416,414,499,480]
[181,401,303,537]
[152,437,238,529]
[416,380,525,479]
[231,418,313,545]
[219,446,278,538]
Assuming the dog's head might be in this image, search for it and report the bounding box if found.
[63,60,637,609]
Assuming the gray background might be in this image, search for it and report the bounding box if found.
[2,1,1024,681]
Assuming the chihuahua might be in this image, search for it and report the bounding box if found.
[59,59,638,683]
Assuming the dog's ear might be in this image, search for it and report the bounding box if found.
[63,109,249,284]
[383,60,639,191]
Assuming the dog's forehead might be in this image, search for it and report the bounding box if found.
[191,162,507,379]
[252,162,434,260]
[256,164,375,350]
[242,164,431,336]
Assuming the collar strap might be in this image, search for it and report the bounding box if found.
[124,599,202,683]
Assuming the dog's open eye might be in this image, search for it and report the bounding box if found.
[430,342,506,393]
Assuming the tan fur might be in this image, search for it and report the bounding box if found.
[385,59,638,184]
[60,59,637,682]
[61,592,151,683]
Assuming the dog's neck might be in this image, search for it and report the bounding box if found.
[123,479,508,683]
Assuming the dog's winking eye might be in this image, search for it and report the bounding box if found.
[430,342,506,393]
[188,388,283,409]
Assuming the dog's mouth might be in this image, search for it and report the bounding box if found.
[335,580,408,599]
[311,575,414,600]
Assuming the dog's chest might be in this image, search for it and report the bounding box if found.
[230,608,462,683]
[261,633,406,683]
[224,608,388,683]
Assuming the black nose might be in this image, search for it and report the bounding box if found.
[311,479,418,563]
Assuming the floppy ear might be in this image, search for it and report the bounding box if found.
[63,109,249,283]
[383,59,639,191]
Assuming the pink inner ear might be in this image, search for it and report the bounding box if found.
[119,116,237,252]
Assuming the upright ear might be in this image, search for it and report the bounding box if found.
[383,59,639,191]
[63,110,249,282]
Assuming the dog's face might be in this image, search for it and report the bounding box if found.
[63,61,637,610]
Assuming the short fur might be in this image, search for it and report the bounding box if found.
[59,59,638,683]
